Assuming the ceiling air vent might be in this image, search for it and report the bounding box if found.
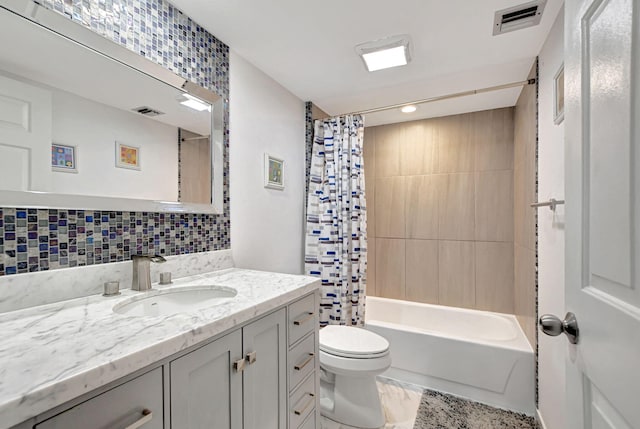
[493,0,547,36]
[132,106,165,116]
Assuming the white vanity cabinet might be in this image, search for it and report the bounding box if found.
[16,291,319,429]
[287,293,320,429]
[241,309,288,429]
[170,309,287,429]
[170,329,243,429]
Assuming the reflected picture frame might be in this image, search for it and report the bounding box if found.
[264,153,284,190]
[51,143,78,173]
[115,141,141,170]
[554,63,565,124]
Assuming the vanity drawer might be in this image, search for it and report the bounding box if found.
[36,367,163,429]
[288,293,317,345]
[299,410,317,429]
[289,332,316,392]
[289,373,316,429]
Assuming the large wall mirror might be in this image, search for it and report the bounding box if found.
[0,1,224,214]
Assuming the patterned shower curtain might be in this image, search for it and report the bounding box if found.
[305,115,367,326]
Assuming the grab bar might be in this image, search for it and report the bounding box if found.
[530,198,564,211]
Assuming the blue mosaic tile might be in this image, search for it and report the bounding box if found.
[305,101,313,197]
[40,0,229,99]
[0,208,227,275]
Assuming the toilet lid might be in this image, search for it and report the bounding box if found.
[319,326,389,358]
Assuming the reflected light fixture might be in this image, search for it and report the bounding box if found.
[356,34,411,72]
[178,93,212,112]
[401,105,417,113]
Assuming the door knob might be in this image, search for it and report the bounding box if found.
[539,312,579,344]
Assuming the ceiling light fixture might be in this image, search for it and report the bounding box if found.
[356,34,412,72]
[178,93,211,112]
[401,105,417,113]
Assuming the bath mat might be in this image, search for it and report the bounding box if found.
[412,390,538,429]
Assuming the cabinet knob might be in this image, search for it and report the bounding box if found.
[246,351,257,364]
[233,358,245,373]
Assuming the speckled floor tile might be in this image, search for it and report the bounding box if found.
[412,390,539,429]
[320,378,538,429]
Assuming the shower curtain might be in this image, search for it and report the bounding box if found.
[305,115,367,326]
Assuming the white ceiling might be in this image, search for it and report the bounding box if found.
[170,0,562,126]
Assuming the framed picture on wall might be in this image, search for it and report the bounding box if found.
[553,63,565,124]
[264,153,284,190]
[115,141,141,170]
[51,143,78,173]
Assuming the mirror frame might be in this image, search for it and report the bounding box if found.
[0,0,224,214]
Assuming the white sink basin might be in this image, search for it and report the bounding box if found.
[113,285,237,317]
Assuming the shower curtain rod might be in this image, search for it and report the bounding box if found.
[344,78,537,116]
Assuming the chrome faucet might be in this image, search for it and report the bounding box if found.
[131,255,167,291]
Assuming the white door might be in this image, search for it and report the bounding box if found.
[0,73,52,191]
[564,0,640,428]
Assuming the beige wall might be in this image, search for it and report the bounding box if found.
[365,107,515,313]
[514,62,538,348]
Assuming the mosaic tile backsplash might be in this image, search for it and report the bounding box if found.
[39,0,229,98]
[0,208,227,276]
[305,101,314,196]
[1,0,230,276]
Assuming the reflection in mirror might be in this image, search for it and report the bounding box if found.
[179,129,212,205]
[0,4,221,210]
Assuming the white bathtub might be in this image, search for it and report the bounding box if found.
[365,296,535,415]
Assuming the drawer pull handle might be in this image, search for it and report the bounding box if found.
[246,351,257,364]
[293,312,315,326]
[293,393,315,415]
[234,358,245,373]
[294,353,315,371]
[125,408,152,429]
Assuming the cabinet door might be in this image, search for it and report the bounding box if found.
[242,309,287,429]
[36,368,163,429]
[170,330,243,429]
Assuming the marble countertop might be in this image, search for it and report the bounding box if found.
[0,268,320,428]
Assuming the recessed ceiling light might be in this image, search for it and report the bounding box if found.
[178,93,211,112]
[401,105,417,113]
[356,35,411,72]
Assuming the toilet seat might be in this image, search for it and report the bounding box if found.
[319,326,390,359]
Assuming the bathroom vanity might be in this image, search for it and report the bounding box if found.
[0,268,320,429]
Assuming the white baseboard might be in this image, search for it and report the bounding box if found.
[537,409,548,429]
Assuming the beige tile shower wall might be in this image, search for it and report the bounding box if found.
[364,107,515,314]
[514,63,538,348]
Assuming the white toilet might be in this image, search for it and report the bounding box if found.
[319,325,391,429]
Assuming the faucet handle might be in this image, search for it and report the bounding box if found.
[132,254,166,263]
